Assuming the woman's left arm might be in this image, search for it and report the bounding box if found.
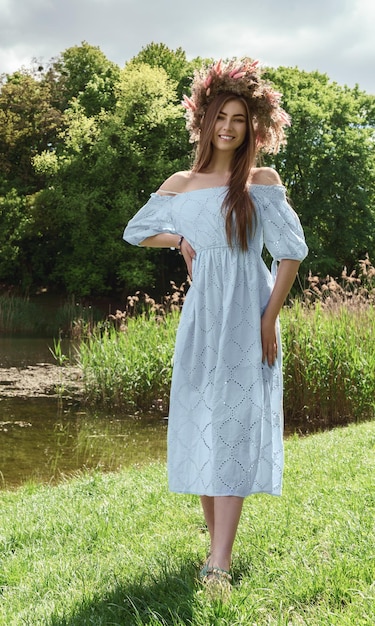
[261,259,300,366]
[253,168,307,366]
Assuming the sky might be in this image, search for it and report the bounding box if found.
[0,0,374,94]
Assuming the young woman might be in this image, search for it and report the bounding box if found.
[123,58,308,588]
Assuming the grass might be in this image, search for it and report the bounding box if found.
[0,294,101,336]
[1,420,374,625]
[77,290,375,430]
[78,313,179,410]
[0,295,47,335]
[281,301,375,429]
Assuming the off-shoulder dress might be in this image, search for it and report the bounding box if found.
[123,185,308,497]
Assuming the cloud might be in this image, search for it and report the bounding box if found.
[0,0,374,93]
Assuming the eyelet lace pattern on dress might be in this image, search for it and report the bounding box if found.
[123,185,308,497]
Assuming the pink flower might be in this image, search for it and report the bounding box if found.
[214,59,223,75]
[229,65,242,77]
[248,60,260,72]
[181,95,197,111]
[265,90,283,105]
[203,75,212,88]
[279,109,291,126]
[232,71,247,80]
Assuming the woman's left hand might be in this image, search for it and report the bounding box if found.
[261,313,278,366]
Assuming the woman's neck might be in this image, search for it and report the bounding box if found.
[197,152,234,183]
[206,150,233,173]
[193,170,230,187]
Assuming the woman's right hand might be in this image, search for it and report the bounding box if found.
[180,238,196,279]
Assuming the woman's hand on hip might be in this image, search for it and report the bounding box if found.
[180,238,196,279]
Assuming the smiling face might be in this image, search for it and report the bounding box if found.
[194,93,255,175]
[211,98,248,153]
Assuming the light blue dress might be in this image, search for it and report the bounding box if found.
[123,185,308,497]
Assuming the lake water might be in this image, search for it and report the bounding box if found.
[0,337,167,489]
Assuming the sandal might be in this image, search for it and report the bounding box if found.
[199,559,211,580]
[202,566,232,584]
[201,566,232,601]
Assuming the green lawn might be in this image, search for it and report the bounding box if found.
[1,421,374,625]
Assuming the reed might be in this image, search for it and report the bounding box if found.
[77,260,375,427]
[281,301,375,430]
[53,297,102,337]
[282,254,375,429]
[0,295,47,334]
[0,293,102,336]
[78,313,179,411]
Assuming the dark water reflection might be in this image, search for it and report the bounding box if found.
[0,397,167,489]
[0,337,167,489]
[0,336,75,367]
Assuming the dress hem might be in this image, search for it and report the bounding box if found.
[168,487,282,498]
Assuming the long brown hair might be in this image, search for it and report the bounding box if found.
[192,93,257,251]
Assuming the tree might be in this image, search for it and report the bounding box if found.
[30,63,186,295]
[264,67,375,275]
[1,43,374,295]
[0,190,30,287]
[128,43,207,166]
[130,42,205,101]
[52,41,120,116]
[0,70,63,194]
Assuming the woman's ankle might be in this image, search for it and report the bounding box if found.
[208,551,231,572]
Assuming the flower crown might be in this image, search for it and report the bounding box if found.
[182,57,290,153]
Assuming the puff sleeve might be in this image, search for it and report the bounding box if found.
[252,185,308,263]
[123,193,177,246]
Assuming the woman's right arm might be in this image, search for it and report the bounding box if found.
[140,233,196,279]
[139,172,196,277]
[140,233,182,248]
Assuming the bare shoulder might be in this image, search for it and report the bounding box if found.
[157,171,193,195]
[250,167,282,186]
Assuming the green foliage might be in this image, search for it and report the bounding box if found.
[32,150,59,176]
[79,313,179,409]
[0,294,48,334]
[282,301,375,427]
[282,258,375,427]
[264,67,375,275]
[53,41,121,115]
[0,294,102,336]
[0,59,187,294]
[112,61,185,186]
[130,41,207,101]
[0,43,374,295]
[0,190,29,283]
[49,337,69,366]
[30,62,188,294]
[60,98,101,154]
[0,70,64,194]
